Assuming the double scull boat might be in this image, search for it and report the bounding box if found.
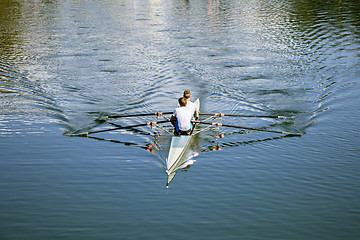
[165,99,200,178]
[70,98,302,187]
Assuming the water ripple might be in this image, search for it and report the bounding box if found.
[0,56,67,134]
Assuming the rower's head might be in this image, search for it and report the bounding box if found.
[183,90,191,100]
[178,97,187,107]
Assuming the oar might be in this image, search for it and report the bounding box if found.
[195,121,302,136]
[107,111,173,119]
[71,120,170,136]
[199,113,292,119]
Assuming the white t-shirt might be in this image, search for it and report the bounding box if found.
[173,107,193,131]
[177,100,198,116]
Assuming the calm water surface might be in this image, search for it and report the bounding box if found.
[1,0,360,239]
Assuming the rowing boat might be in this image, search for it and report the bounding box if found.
[70,98,301,188]
[166,99,200,177]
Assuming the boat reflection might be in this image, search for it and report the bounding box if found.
[68,123,299,187]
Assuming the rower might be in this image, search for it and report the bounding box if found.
[181,90,199,120]
[170,97,193,135]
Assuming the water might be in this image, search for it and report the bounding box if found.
[1,0,360,239]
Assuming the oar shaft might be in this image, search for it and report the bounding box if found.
[108,111,173,119]
[79,120,169,135]
[197,121,302,136]
[199,113,288,119]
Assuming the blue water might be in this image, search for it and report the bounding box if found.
[1,0,360,239]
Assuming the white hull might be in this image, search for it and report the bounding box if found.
[165,99,200,175]
[166,135,192,174]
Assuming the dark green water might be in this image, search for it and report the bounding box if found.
[1,0,360,239]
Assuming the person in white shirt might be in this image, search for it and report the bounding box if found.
[180,90,199,120]
[170,97,193,135]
